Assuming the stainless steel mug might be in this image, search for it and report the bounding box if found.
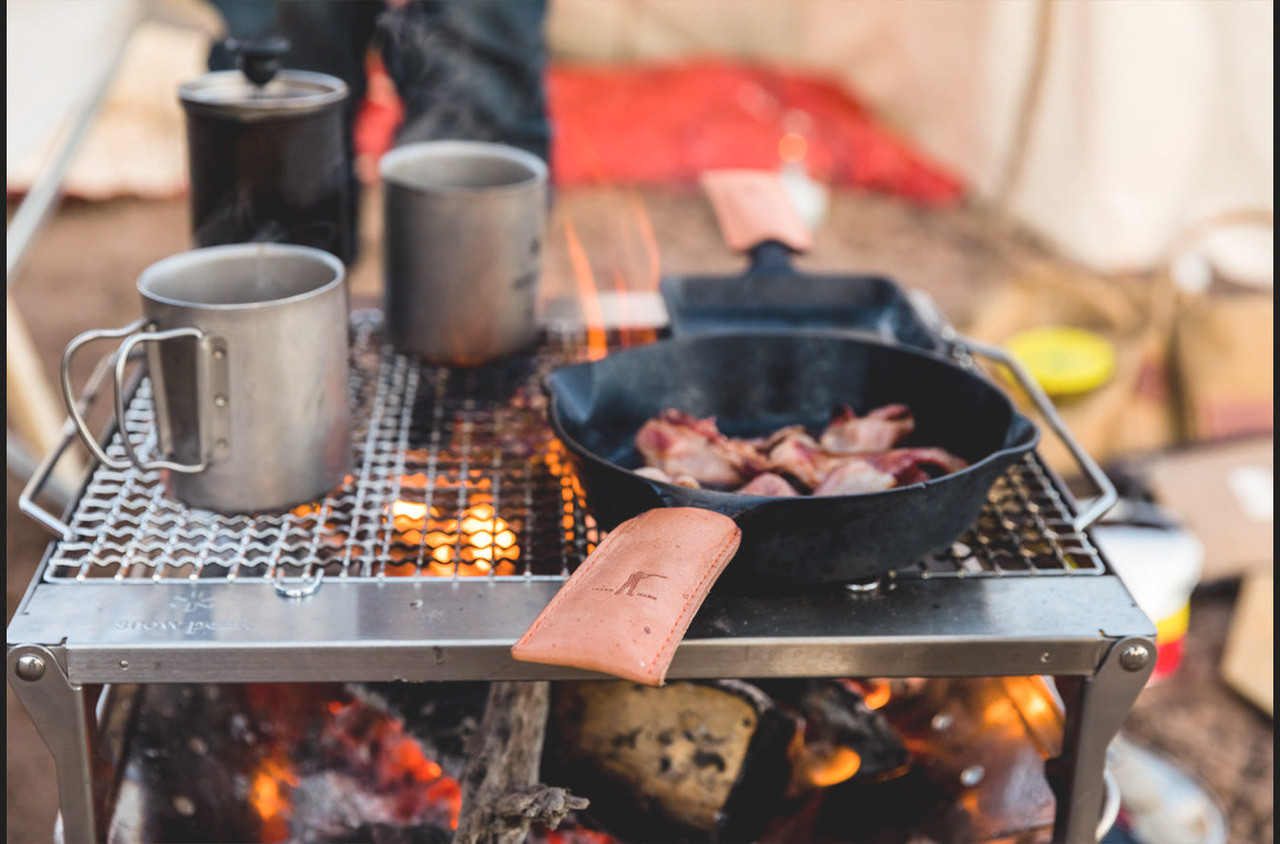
[380,140,548,364]
[61,243,352,513]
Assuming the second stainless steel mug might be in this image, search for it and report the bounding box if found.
[61,243,353,513]
[380,140,549,364]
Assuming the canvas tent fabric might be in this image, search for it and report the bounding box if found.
[6,0,1273,274]
[549,0,1273,273]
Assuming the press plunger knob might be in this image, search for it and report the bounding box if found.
[227,36,291,87]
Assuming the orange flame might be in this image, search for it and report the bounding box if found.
[804,745,863,787]
[564,216,609,361]
[998,675,1064,759]
[601,192,663,349]
[250,751,299,843]
[787,720,862,791]
[840,677,892,710]
[627,193,660,294]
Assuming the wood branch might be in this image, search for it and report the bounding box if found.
[494,786,589,828]
[454,681,586,844]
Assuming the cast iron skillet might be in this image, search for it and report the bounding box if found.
[660,240,944,352]
[546,331,1042,585]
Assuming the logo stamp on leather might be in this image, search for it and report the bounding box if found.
[592,571,669,600]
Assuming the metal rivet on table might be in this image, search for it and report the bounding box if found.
[119,660,130,670]
[214,395,228,407]
[1040,652,1052,664]
[14,655,46,681]
[1119,644,1151,671]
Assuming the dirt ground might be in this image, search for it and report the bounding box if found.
[6,190,1273,843]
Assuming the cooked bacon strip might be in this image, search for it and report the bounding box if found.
[635,409,769,487]
[735,472,801,497]
[861,447,969,486]
[812,459,897,496]
[747,424,807,452]
[765,429,835,491]
[634,465,705,489]
[819,404,915,453]
[635,407,968,497]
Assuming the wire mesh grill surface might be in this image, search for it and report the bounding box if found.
[43,312,1102,584]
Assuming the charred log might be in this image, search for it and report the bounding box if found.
[544,679,794,842]
[762,678,912,790]
[454,681,588,844]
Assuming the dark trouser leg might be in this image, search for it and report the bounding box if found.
[376,1,551,165]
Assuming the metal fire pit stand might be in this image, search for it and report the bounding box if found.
[9,311,1156,844]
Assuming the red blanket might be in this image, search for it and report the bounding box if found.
[356,57,965,205]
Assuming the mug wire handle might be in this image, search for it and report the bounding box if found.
[114,327,208,473]
[61,320,208,474]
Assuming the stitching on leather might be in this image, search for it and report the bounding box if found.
[652,529,741,678]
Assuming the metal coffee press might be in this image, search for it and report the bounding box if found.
[179,38,354,264]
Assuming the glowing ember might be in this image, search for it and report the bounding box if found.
[535,828,620,844]
[320,699,464,829]
[392,499,429,527]
[385,496,521,576]
[544,442,599,553]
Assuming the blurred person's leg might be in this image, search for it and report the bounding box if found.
[377,1,551,165]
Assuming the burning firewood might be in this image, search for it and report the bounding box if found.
[455,681,589,844]
[544,680,795,842]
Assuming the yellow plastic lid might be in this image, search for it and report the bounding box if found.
[1004,326,1117,397]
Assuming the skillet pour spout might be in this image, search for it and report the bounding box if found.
[544,332,1040,584]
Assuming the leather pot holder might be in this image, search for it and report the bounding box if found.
[512,508,742,686]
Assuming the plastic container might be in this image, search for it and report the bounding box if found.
[1092,521,1204,684]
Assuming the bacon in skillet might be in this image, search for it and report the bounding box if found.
[811,458,897,496]
[634,466,703,488]
[634,409,770,487]
[633,407,968,496]
[861,447,970,486]
[819,403,915,453]
[735,472,801,497]
[763,428,852,491]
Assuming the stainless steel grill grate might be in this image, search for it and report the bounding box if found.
[43,311,1102,584]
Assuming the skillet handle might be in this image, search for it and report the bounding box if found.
[951,335,1118,532]
[700,169,813,254]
